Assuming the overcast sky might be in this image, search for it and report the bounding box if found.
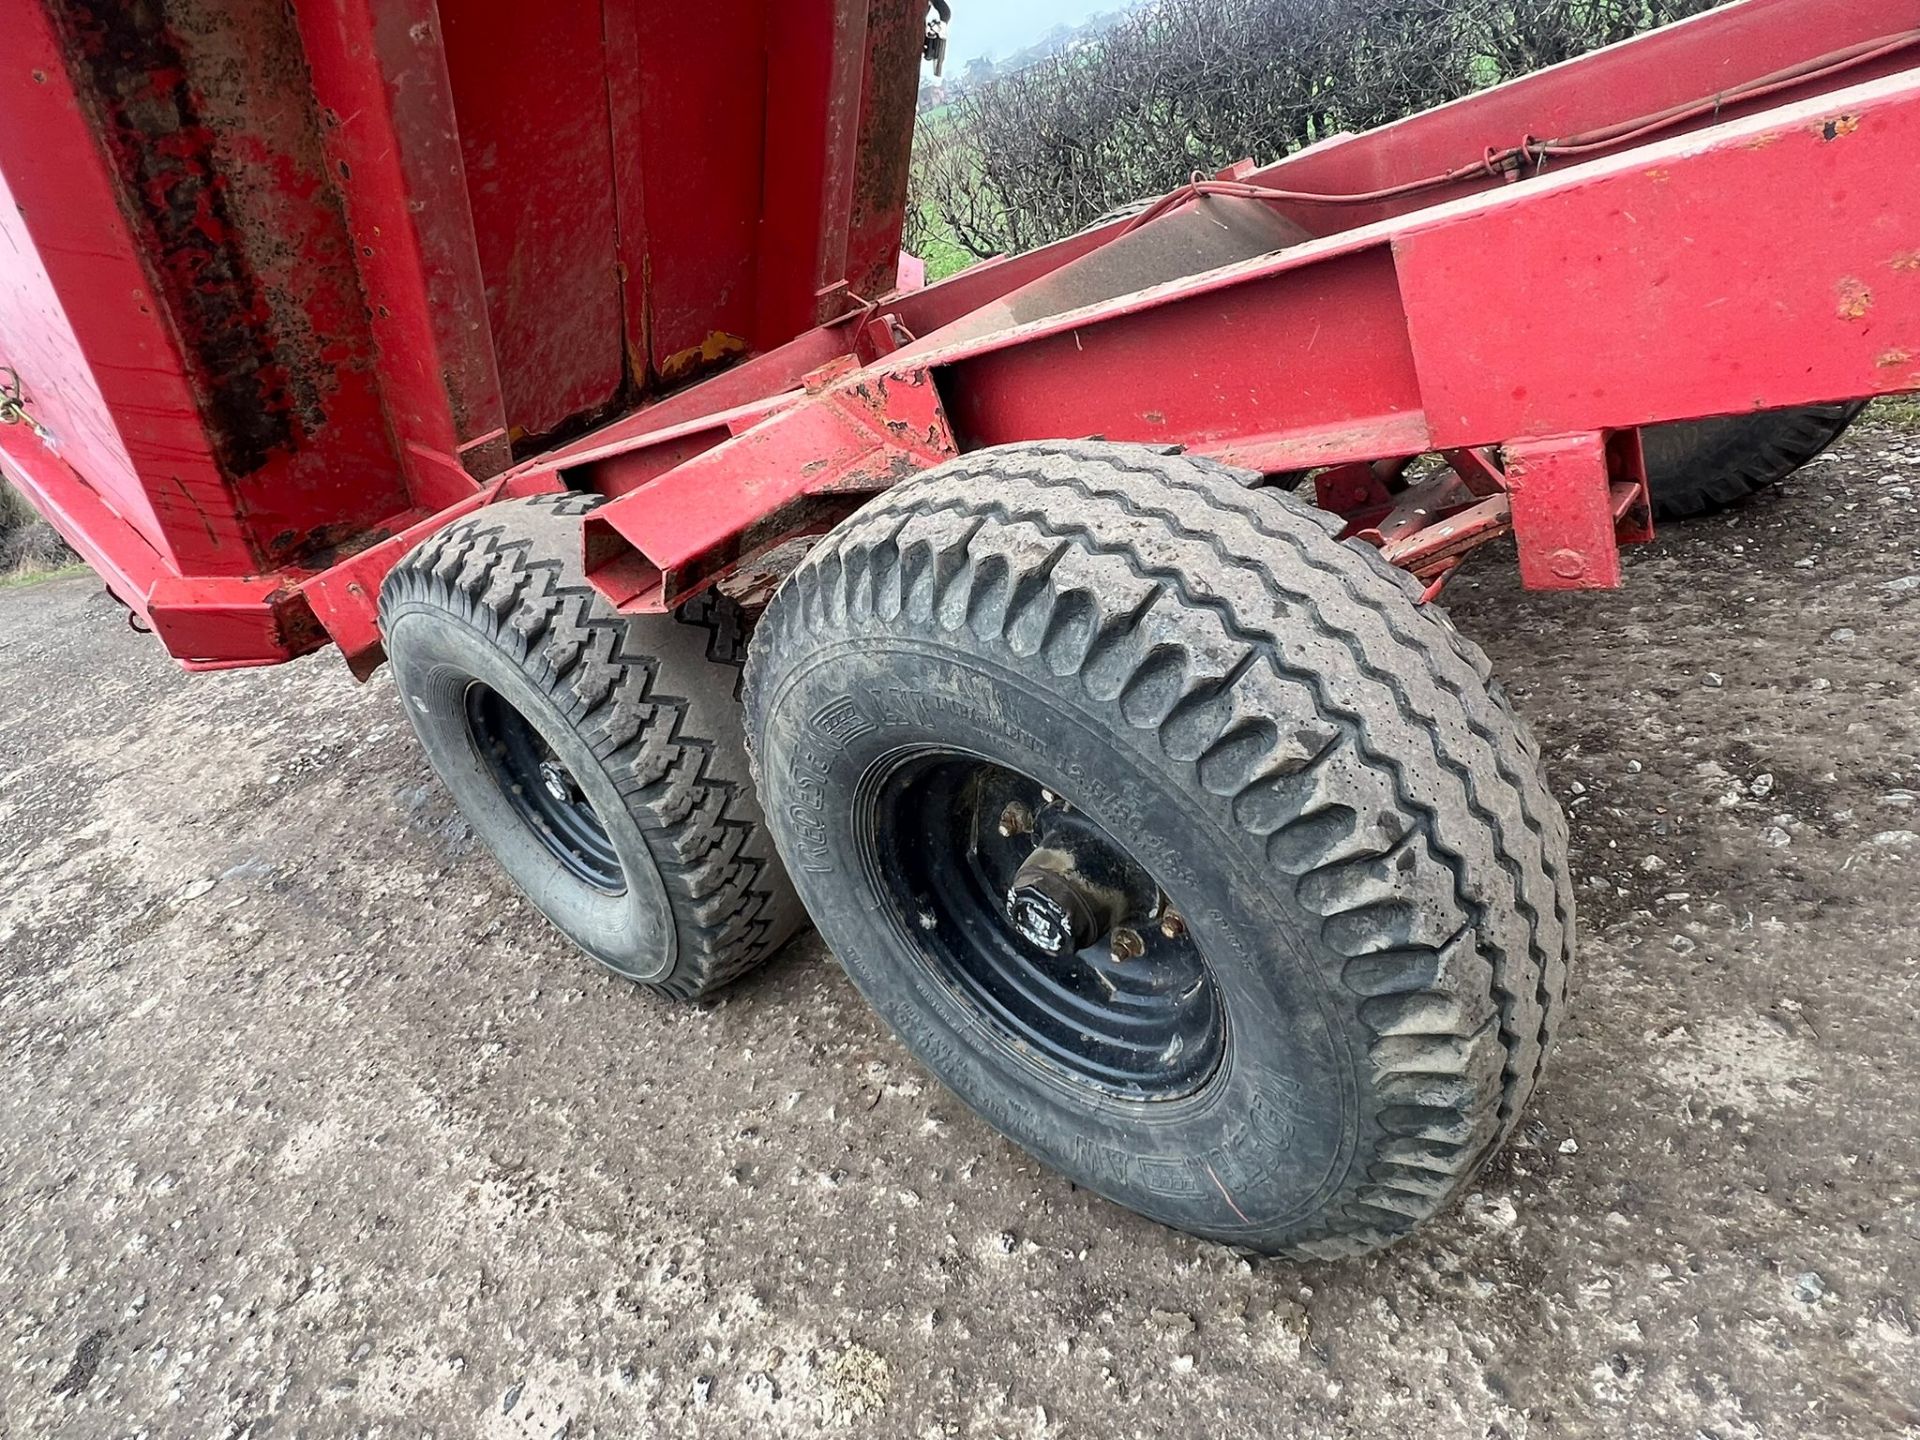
[940,0,1122,68]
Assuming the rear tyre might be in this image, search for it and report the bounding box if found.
[380,492,805,999]
[1641,402,1863,519]
[745,441,1574,1257]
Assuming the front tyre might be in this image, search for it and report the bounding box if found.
[380,492,805,999]
[745,442,1574,1257]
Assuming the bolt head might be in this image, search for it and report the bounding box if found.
[996,800,1034,838]
[1159,911,1186,941]
[539,761,573,804]
[1110,927,1146,962]
[1547,547,1587,580]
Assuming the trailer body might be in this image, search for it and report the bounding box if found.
[0,0,925,663]
[0,0,1916,661]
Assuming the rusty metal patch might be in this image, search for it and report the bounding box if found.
[52,0,297,478]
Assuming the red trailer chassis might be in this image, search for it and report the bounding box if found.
[1,0,1917,674]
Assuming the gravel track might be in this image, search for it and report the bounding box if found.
[2,407,1916,1438]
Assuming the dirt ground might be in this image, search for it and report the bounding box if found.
[3,410,1918,1440]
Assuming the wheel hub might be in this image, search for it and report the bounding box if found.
[866,753,1225,1101]
[463,682,624,893]
[538,759,576,805]
[1005,853,1106,957]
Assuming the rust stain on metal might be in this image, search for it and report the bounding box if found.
[658,330,748,385]
[1877,348,1914,368]
[1143,409,1167,425]
[1891,250,1920,273]
[845,0,926,302]
[803,356,860,393]
[1818,113,1861,141]
[1644,167,1671,182]
[54,0,297,478]
[1742,132,1781,150]
[1836,278,1873,321]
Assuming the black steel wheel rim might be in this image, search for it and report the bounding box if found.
[861,750,1225,1101]
[464,681,624,893]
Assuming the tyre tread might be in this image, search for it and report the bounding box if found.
[381,491,797,999]
[750,441,1573,1256]
[1644,402,1863,519]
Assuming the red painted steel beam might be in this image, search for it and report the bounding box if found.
[147,577,319,672]
[1504,433,1630,590]
[1238,0,1920,236]
[844,2,937,305]
[758,0,868,341]
[536,323,856,473]
[934,244,1433,469]
[581,368,958,610]
[0,430,168,627]
[295,0,510,502]
[549,392,805,502]
[299,470,567,676]
[0,426,331,666]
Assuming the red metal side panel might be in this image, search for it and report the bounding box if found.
[0,2,244,578]
[151,0,412,561]
[389,0,928,454]
[1246,0,1920,237]
[441,0,628,443]
[1398,72,1920,445]
[622,1,772,378]
[0,164,148,549]
[42,0,413,569]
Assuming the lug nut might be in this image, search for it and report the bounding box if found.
[1160,909,1186,941]
[997,801,1034,838]
[1110,927,1146,962]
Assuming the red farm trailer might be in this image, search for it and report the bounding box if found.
[2,0,1915,1258]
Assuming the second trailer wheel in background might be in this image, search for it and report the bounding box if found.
[1641,402,1864,520]
[745,442,1575,1257]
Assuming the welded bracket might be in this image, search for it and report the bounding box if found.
[582,366,959,613]
[1503,430,1652,590]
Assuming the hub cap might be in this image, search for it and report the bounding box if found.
[464,682,624,893]
[865,753,1224,1101]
